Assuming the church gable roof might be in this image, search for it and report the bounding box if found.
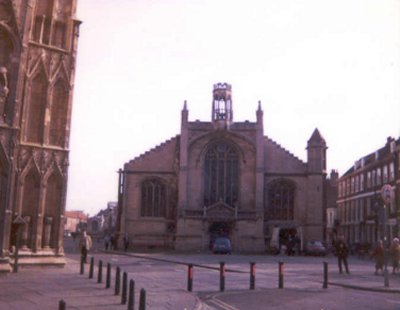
[124,135,180,172]
[264,136,307,173]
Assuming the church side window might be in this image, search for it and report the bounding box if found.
[141,178,166,217]
[49,79,68,147]
[26,73,47,143]
[203,141,239,207]
[266,179,295,221]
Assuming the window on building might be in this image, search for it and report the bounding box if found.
[204,141,239,206]
[383,165,388,183]
[360,174,364,191]
[376,168,381,186]
[389,162,395,181]
[140,178,166,217]
[49,79,68,147]
[351,177,355,194]
[355,176,359,193]
[26,72,47,143]
[367,171,371,188]
[371,170,376,187]
[266,179,295,220]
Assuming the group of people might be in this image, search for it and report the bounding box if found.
[333,235,400,275]
[371,237,400,275]
[103,233,130,251]
[78,231,131,263]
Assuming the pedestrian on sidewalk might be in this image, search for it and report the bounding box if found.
[389,238,400,275]
[371,240,384,275]
[104,234,111,251]
[78,230,92,263]
[334,235,350,274]
[123,233,130,252]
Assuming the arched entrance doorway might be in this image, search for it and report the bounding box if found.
[208,221,232,250]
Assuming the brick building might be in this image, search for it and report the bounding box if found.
[64,210,88,235]
[0,0,80,272]
[336,137,400,248]
[117,83,336,253]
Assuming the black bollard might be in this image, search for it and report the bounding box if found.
[219,261,225,292]
[128,279,135,310]
[58,299,66,310]
[278,261,284,289]
[89,257,94,279]
[106,263,111,288]
[139,288,146,310]
[250,262,256,290]
[115,266,121,295]
[323,261,328,289]
[187,264,193,292]
[98,260,103,283]
[80,255,84,275]
[121,271,128,304]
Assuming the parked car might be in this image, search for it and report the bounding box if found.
[304,240,326,256]
[212,237,232,254]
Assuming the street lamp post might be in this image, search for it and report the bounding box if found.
[381,204,389,287]
[380,184,394,288]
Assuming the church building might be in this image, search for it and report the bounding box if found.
[117,83,334,253]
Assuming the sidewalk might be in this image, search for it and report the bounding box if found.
[0,255,203,310]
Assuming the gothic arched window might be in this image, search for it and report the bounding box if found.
[141,178,166,217]
[203,141,239,207]
[49,79,68,147]
[266,179,295,220]
[26,73,47,143]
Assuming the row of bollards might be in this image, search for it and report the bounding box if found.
[186,261,330,292]
[67,256,147,310]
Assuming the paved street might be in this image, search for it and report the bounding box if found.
[0,238,399,310]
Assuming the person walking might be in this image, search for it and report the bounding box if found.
[78,230,92,263]
[371,240,385,275]
[389,238,400,274]
[123,233,130,252]
[334,235,350,274]
[104,234,111,251]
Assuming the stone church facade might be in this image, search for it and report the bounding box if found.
[118,83,335,253]
[0,0,80,272]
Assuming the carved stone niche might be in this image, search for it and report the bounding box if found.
[21,216,31,250]
[42,217,53,249]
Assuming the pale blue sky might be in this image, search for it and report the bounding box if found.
[67,0,400,215]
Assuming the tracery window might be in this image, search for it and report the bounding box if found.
[203,141,239,207]
[141,178,166,217]
[49,80,68,146]
[26,73,47,143]
[266,179,295,220]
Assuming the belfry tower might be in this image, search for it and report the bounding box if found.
[212,82,232,129]
[0,0,80,272]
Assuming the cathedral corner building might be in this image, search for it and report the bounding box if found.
[0,0,80,272]
[118,83,336,253]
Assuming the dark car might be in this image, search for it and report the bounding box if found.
[304,240,326,256]
[212,237,232,254]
